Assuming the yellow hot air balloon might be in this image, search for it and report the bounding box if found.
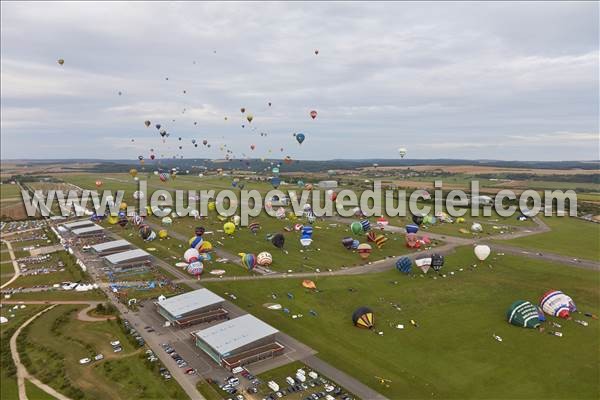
[223,222,236,235]
[119,202,127,210]
[108,215,119,225]
[129,168,138,177]
[247,114,254,123]
[208,201,216,211]
[158,229,168,239]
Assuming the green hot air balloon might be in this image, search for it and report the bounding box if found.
[506,300,542,329]
[350,221,363,235]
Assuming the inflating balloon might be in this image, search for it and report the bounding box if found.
[474,245,491,261]
[507,300,542,329]
[357,243,372,259]
[540,290,576,319]
[352,307,374,329]
[396,257,412,274]
[223,222,236,235]
[271,233,285,249]
[257,251,273,266]
[350,222,363,235]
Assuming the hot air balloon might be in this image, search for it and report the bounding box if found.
[471,223,483,232]
[296,133,305,144]
[107,215,119,225]
[271,233,285,249]
[161,216,173,226]
[144,120,151,127]
[405,224,419,234]
[249,222,261,234]
[187,262,204,276]
[342,237,354,250]
[314,49,319,55]
[302,280,317,290]
[257,251,273,266]
[360,219,371,232]
[396,257,412,274]
[350,222,363,235]
[194,226,205,237]
[95,180,102,187]
[159,172,169,182]
[373,234,388,249]
[129,168,138,178]
[366,231,377,243]
[352,307,374,329]
[376,216,388,229]
[357,243,372,259]
[412,214,424,225]
[189,235,204,250]
[184,248,200,264]
[198,241,213,253]
[158,229,168,239]
[223,222,236,235]
[300,225,313,247]
[310,110,317,120]
[271,177,281,189]
[133,191,143,200]
[398,147,407,158]
[239,253,257,270]
[431,254,444,272]
[247,114,254,123]
[117,216,128,227]
[57,58,65,65]
[506,300,543,329]
[240,107,245,113]
[415,254,432,273]
[250,144,256,151]
[474,245,491,261]
[139,225,153,241]
[540,290,576,319]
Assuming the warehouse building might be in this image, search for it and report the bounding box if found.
[103,249,151,270]
[192,314,284,371]
[71,224,105,238]
[91,239,133,256]
[156,288,228,327]
[63,220,95,231]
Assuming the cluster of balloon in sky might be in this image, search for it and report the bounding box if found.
[56,52,407,165]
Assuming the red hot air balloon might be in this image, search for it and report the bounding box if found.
[150,154,155,160]
[250,144,256,150]
[310,110,318,119]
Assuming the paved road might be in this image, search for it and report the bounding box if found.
[9,304,74,400]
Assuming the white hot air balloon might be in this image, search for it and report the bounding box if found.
[474,245,491,261]
[398,147,407,158]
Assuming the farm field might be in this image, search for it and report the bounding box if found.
[204,246,600,399]
[500,217,600,261]
[18,304,188,399]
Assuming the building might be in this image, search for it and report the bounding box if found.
[103,249,151,270]
[91,239,133,257]
[317,180,338,189]
[71,224,105,238]
[192,314,284,371]
[63,220,95,231]
[156,288,228,327]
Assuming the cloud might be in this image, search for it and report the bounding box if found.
[0,2,598,160]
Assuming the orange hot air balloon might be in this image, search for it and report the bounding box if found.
[310,110,317,119]
[302,280,317,289]
[95,180,102,187]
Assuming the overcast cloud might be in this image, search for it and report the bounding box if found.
[1,1,598,161]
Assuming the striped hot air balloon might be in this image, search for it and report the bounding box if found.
[357,243,372,259]
[374,234,388,249]
[352,307,374,329]
[376,216,389,229]
[506,300,542,329]
[540,290,576,319]
[360,219,371,232]
[189,236,203,250]
[366,232,377,243]
[249,222,261,234]
[187,262,204,276]
[256,252,272,266]
[396,257,412,274]
[431,254,444,272]
[239,253,257,270]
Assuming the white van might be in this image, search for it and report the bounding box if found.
[308,371,318,380]
[268,381,280,392]
[285,377,295,385]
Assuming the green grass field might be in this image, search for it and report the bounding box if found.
[500,217,600,260]
[204,247,600,399]
[0,183,21,199]
[25,380,57,400]
[5,289,106,302]
[0,304,44,400]
[18,305,187,399]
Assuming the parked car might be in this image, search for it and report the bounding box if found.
[79,358,91,364]
[94,354,104,361]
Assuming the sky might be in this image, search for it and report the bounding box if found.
[1,1,598,161]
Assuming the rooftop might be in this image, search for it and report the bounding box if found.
[91,239,131,252]
[71,225,104,235]
[193,314,278,356]
[63,220,95,230]
[157,288,225,319]
[104,249,150,264]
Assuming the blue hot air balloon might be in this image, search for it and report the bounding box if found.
[296,133,305,144]
[396,257,412,274]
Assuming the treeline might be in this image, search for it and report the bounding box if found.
[476,173,600,184]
